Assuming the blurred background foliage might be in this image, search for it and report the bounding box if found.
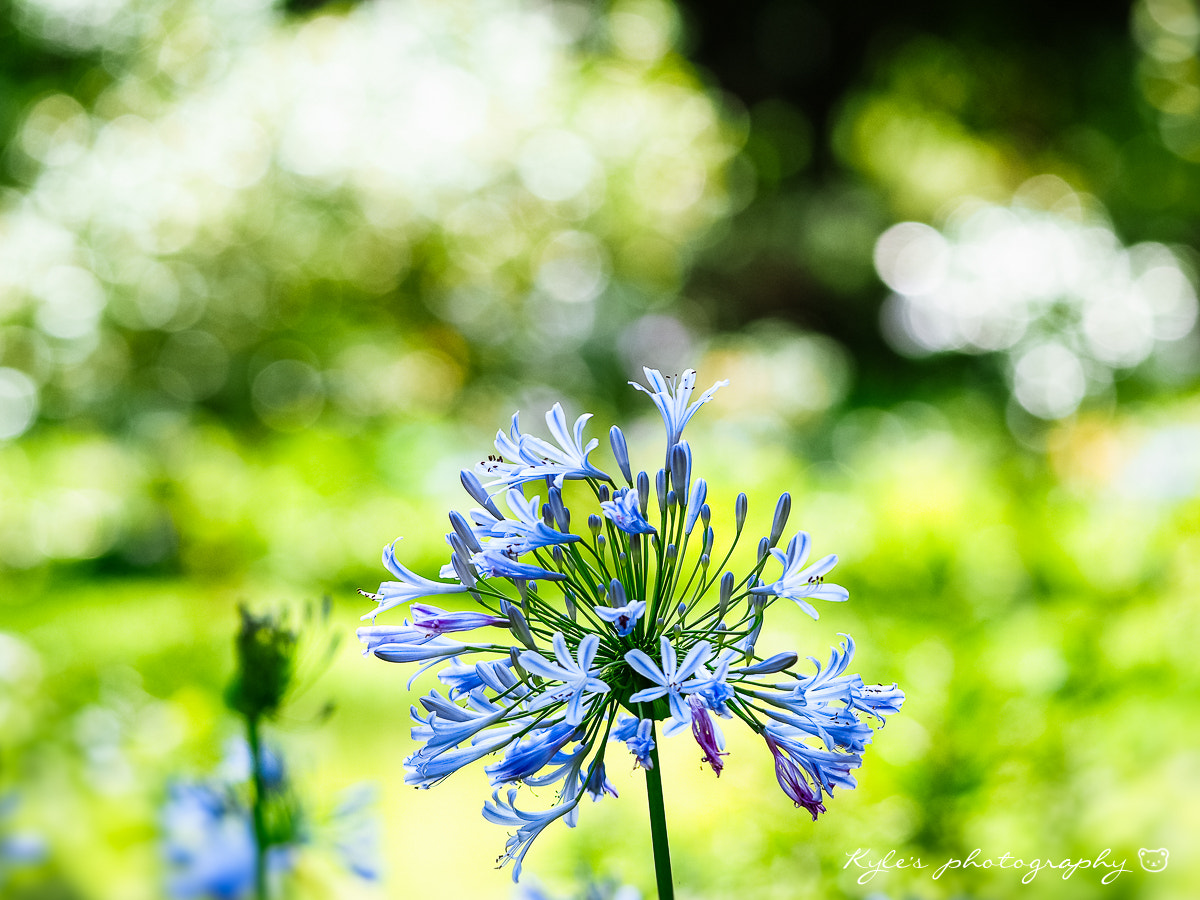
[0,0,1198,897]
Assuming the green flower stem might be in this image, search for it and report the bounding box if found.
[644,721,675,900]
[246,714,269,900]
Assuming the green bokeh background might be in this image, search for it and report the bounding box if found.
[1,1,1198,898]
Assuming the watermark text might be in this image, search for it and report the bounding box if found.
[844,847,1130,885]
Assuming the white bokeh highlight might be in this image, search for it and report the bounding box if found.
[875,178,1199,419]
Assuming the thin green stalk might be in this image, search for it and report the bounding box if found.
[246,714,269,900]
[644,721,675,900]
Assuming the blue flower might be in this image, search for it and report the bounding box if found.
[600,488,656,535]
[481,404,611,491]
[750,531,849,619]
[410,603,510,635]
[614,715,656,769]
[744,636,903,753]
[583,760,619,801]
[358,631,480,663]
[358,365,902,879]
[625,637,713,730]
[484,721,580,785]
[519,634,611,726]
[594,599,647,637]
[763,722,862,796]
[483,788,581,881]
[630,367,728,450]
[359,540,469,621]
[435,657,513,699]
[478,490,584,553]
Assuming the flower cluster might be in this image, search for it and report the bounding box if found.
[360,368,903,879]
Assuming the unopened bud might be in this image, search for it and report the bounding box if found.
[448,510,482,553]
[637,471,650,517]
[460,469,502,518]
[684,478,707,535]
[718,571,734,619]
[610,579,628,607]
[670,442,692,507]
[451,551,477,588]
[734,492,748,534]
[769,492,791,548]
[547,488,567,532]
[610,426,633,484]
[505,603,538,651]
[736,652,799,676]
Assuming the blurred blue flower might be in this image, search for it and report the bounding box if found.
[162,781,271,900]
[161,742,377,898]
[0,794,46,889]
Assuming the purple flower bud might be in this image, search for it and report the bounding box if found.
[636,471,650,517]
[609,426,633,485]
[769,492,791,548]
[670,441,691,506]
[719,571,734,619]
[734,652,798,676]
[448,510,482,554]
[548,488,569,533]
[684,478,707,535]
[460,469,503,518]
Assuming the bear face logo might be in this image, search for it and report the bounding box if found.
[1138,848,1169,872]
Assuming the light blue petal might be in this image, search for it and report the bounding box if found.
[628,686,667,704]
[624,649,666,684]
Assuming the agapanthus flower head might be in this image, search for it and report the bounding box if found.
[359,367,903,880]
